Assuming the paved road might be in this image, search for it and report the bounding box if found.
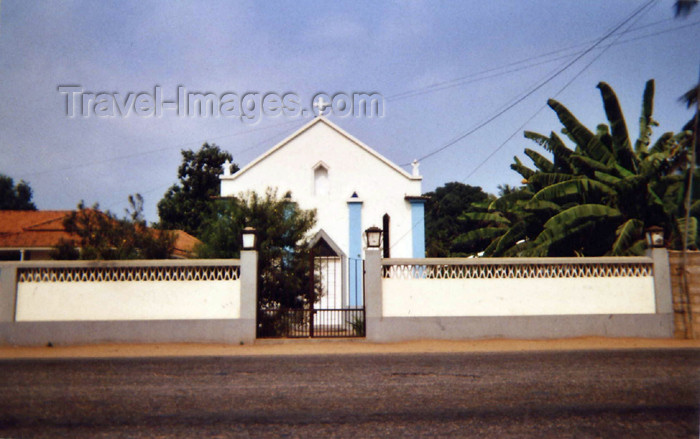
[0,349,698,438]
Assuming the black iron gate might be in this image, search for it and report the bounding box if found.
[256,248,365,338]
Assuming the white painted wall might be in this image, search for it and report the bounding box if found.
[220,119,422,259]
[16,280,241,321]
[382,277,656,317]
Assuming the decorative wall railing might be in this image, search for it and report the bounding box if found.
[14,259,240,283]
[382,257,653,280]
[18,265,240,283]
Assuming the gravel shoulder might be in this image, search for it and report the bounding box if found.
[1,336,699,359]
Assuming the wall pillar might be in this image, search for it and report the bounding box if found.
[0,264,18,322]
[364,248,382,341]
[239,250,258,343]
[347,196,363,307]
[651,248,673,314]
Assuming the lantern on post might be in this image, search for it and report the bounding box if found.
[645,225,665,248]
[242,227,257,250]
[365,226,383,249]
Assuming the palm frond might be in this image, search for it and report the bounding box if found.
[524,148,554,173]
[542,204,622,231]
[679,83,698,108]
[524,131,574,170]
[526,172,577,188]
[532,178,616,204]
[570,154,615,174]
[458,211,511,225]
[609,219,644,256]
[453,227,507,247]
[530,205,620,254]
[649,132,675,154]
[635,79,657,154]
[523,131,550,148]
[547,99,595,151]
[488,189,533,211]
[523,199,562,213]
[594,171,621,186]
[510,156,535,180]
[597,81,637,172]
[582,136,616,166]
[492,221,527,256]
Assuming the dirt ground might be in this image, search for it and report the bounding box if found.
[1,337,699,359]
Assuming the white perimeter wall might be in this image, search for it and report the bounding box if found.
[382,277,656,317]
[16,280,241,321]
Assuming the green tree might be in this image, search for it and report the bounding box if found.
[157,143,238,237]
[496,184,521,196]
[0,174,36,210]
[197,188,318,308]
[195,199,242,259]
[459,80,697,257]
[52,195,176,260]
[424,182,491,256]
[674,0,699,17]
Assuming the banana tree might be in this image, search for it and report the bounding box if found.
[459,80,697,257]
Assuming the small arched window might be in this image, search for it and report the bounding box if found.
[314,165,329,196]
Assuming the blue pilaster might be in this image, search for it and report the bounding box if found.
[408,199,426,258]
[347,196,363,307]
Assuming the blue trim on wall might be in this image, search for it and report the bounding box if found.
[347,201,363,307]
[409,200,426,258]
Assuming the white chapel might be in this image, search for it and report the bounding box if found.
[220,116,426,307]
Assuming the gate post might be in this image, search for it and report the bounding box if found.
[650,247,675,338]
[364,248,382,341]
[240,250,258,344]
[309,249,315,338]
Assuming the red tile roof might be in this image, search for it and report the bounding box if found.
[0,210,74,248]
[0,210,201,258]
[163,229,203,258]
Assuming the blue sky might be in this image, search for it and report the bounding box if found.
[0,1,698,222]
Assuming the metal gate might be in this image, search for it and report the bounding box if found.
[256,245,365,338]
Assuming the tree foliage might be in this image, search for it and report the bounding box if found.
[0,174,36,210]
[674,0,699,17]
[157,143,238,237]
[197,188,318,309]
[424,182,491,256]
[458,80,697,257]
[52,194,176,260]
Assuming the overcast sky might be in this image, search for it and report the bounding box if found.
[0,1,698,222]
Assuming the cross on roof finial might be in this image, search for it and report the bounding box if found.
[313,96,331,117]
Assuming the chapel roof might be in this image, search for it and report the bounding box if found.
[221,117,421,182]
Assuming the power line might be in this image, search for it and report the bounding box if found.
[100,123,300,212]
[462,1,656,181]
[390,216,423,251]
[387,16,689,103]
[16,118,306,179]
[389,20,699,105]
[397,19,698,172]
[399,0,658,167]
[390,1,659,250]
